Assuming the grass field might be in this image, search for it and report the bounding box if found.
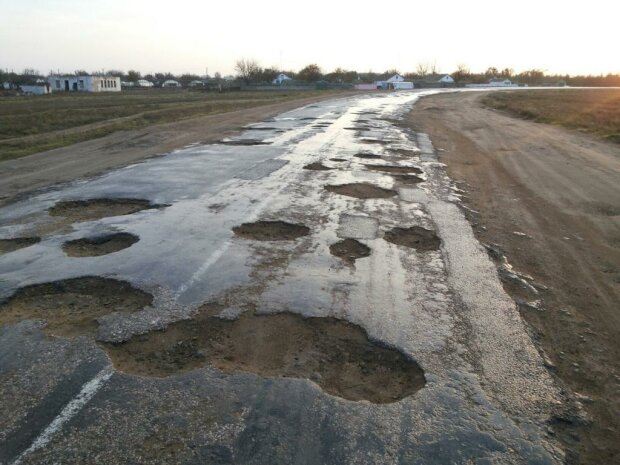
[482,89,620,144]
[0,89,341,160]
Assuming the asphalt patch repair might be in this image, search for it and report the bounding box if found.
[384,226,441,251]
[103,307,426,403]
[330,239,371,264]
[0,237,40,254]
[0,276,153,338]
[63,232,140,257]
[48,198,164,223]
[233,221,310,241]
[325,183,397,199]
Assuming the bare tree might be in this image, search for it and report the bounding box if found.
[235,58,261,84]
[415,62,429,77]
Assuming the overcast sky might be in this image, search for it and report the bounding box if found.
[1,0,618,76]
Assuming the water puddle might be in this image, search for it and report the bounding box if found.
[0,277,153,338]
[329,239,371,264]
[384,226,441,251]
[232,221,310,241]
[325,183,397,199]
[62,232,140,257]
[103,307,426,403]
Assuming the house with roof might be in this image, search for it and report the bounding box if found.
[48,75,121,92]
[272,73,293,85]
[375,74,413,90]
[412,74,455,88]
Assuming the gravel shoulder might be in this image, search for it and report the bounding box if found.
[408,91,620,465]
[0,93,349,206]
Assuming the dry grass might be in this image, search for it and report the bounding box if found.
[482,89,620,144]
[0,89,340,160]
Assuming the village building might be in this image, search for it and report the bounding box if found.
[375,74,413,90]
[20,82,52,95]
[48,75,121,92]
[162,79,181,87]
[272,73,293,85]
[412,74,455,88]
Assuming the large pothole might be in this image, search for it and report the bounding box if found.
[0,277,153,338]
[219,139,271,146]
[48,198,163,223]
[392,174,424,184]
[329,239,371,264]
[233,221,310,241]
[63,232,140,257]
[0,237,40,254]
[355,153,382,159]
[364,164,423,175]
[303,162,332,171]
[325,183,397,199]
[384,226,441,251]
[103,308,426,403]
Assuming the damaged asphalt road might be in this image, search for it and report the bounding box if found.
[0,92,569,464]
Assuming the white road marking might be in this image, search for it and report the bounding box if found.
[11,367,113,465]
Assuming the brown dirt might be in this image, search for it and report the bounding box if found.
[329,239,371,264]
[364,164,423,175]
[384,226,441,251]
[48,198,161,223]
[409,91,620,465]
[0,93,352,206]
[0,276,153,338]
[0,237,40,254]
[355,153,382,159]
[324,183,397,199]
[62,232,139,257]
[303,162,332,171]
[232,221,310,241]
[102,307,426,404]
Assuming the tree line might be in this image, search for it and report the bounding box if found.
[2,62,620,87]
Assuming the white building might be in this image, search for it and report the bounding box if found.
[376,74,413,90]
[162,79,181,87]
[137,79,154,87]
[48,75,121,92]
[272,73,293,85]
[465,78,519,88]
[20,83,52,95]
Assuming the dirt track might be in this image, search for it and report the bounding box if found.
[408,91,620,465]
[0,94,348,206]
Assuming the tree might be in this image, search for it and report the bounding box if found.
[415,62,429,77]
[484,67,499,77]
[451,63,471,83]
[235,58,261,84]
[297,64,322,82]
[127,70,141,82]
[259,67,279,83]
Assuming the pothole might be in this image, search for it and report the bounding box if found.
[364,164,423,175]
[329,239,371,264]
[48,198,163,223]
[384,226,441,251]
[103,308,426,403]
[63,232,140,257]
[303,162,332,171]
[325,183,397,199]
[355,153,382,159]
[0,237,40,254]
[359,138,387,145]
[329,158,347,162]
[219,139,271,146]
[232,221,310,241]
[392,174,424,184]
[0,277,153,338]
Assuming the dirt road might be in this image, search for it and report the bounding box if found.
[0,94,349,207]
[408,91,620,465]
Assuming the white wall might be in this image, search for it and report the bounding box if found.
[48,76,121,92]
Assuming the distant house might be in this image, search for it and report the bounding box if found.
[188,80,205,87]
[465,78,519,88]
[376,74,413,90]
[272,73,293,85]
[48,75,121,92]
[137,79,154,87]
[162,80,181,88]
[20,82,52,95]
[412,74,455,88]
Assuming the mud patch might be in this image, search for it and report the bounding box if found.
[48,198,162,222]
[364,164,423,175]
[0,237,40,254]
[303,162,332,171]
[325,183,396,199]
[0,277,153,338]
[355,153,382,159]
[329,239,371,264]
[63,232,139,257]
[392,174,424,184]
[329,158,347,162]
[233,221,310,241]
[103,308,425,403]
[384,226,441,251]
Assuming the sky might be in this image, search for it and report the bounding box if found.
[1,0,618,77]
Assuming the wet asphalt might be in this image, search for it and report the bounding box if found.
[0,92,566,464]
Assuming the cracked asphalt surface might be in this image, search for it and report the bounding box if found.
[1,91,569,464]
